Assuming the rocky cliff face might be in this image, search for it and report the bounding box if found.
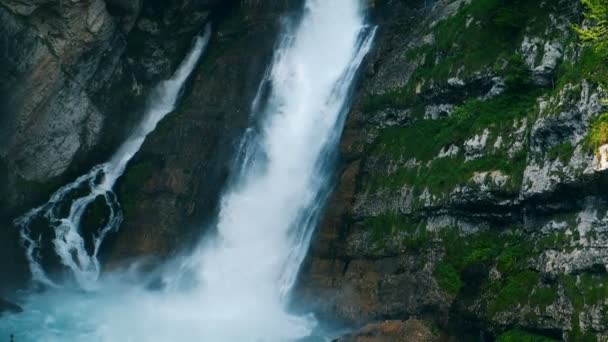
[297,0,608,340]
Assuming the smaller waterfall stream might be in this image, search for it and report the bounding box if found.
[14,27,211,289]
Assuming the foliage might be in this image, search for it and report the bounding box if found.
[497,329,558,342]
[574,0,608,56]
[575,0,608,155]
[364,214,430,252]
[587,112,608,154]
[368,91,538,194]
[434,262,463,295]
[547,141,575,163]
[490,271,540,313]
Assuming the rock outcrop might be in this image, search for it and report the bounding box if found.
[298,0,608,340]
[335,320,438,342]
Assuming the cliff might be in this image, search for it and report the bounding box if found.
[297,0,608,340]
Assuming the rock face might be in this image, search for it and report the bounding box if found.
[0,0,227,292]
[335,320,438,342]
[0,298,22,315]
[297,0,608,340]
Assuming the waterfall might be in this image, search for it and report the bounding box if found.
[14,27,211,289]
[177,0,376,338]
[0,1,375,341]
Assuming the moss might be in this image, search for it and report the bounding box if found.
[363,0,562,113]
[364,213,430,252]
[490,270,540,314]
[423,0,548,76]
[431,228,532,302]
[529,284,559,308]
[374,91,539,160]
[368,90,538,195]
[547,141,575,163]
[434,262,463,295]
[497,329,559,342]
[563,273,608,308]
[441,229,503,272]
[501,54,532,88]
[495,239,533,275]
[536,230,575,251]
[558,44,608,88]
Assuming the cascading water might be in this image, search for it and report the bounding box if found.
[178,0,376,338]
[0,1,375,341]
[14,27,211,289]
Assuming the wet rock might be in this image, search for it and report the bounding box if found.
[335,320,437,342]
[0,298,22,315]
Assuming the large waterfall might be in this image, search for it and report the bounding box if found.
[1,0,374,340]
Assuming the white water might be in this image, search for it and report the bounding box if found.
[14,28,211,289]
[1,1,375,341]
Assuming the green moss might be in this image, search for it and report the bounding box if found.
[432,228,533,302]
[374,91,539,161]
[536,230,574,251]
[497,329,558,342]
[364,213,430,252]
[434,262,463,295]
[547,141,575,163]
[495,240,533,275]
[368,91,538,195]
[363,0,563,113]
[421,0,549,78]
[563,273,608,308]
[441,229,502,272]
[490,270,540,314]
[529,284,559,308]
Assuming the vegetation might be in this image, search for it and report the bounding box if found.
[547,141,575,163]
[368,90,538,195]
[358,0,608,339]
[434,262,463,296]
[574,0,608,56]
[575,0,608,154]
[362,0,556,113]
[587,113,608,154]
[497,329,559,342]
